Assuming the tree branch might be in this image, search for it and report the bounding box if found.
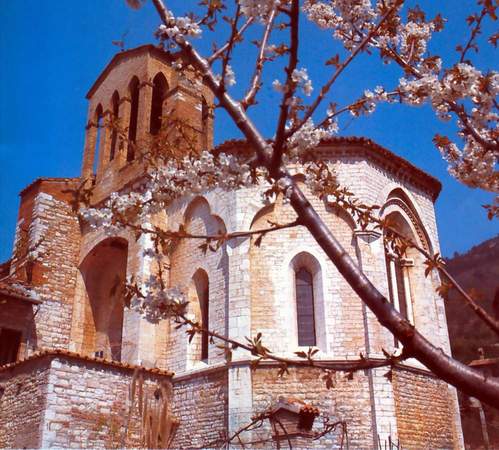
[150,0,499,408]
[241,6,277,109]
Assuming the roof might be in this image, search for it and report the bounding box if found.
[270,396,320,416]
[213,136,442,201]
[0,280,42,304]
[20,177,80,198]
[86,44,182,99]
[0,349,174,377]
[469,357,499,368]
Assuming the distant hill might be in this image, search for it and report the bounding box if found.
[444,234,499,364]
[444,234,499,449]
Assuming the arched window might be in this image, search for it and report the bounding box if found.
[201,98,209,150]
[383,211,417,341]
[127,77,140,161]
[384,247,411,323]
[93,104,104,174]
[295,267,316,347]
[188,269,209,363]
[109,91,120,161]
[150,73,168,135]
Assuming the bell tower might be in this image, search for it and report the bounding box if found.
[80,45,214,203]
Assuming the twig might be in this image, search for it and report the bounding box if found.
[241,7,277,109]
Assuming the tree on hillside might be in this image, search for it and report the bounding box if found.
[75,0,499,414]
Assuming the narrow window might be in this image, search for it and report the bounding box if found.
[201,98,209,150]
[190,269,209,363]
[200,283,209,361]
[93,104,103,174]
[395,259,408,320]
[0,328,22,365]
[127,77,140,161]
[150,73,168,135]
[109,91,120,161]
[295,267,316,347]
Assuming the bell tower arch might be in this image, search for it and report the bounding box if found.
[80,45,214,203]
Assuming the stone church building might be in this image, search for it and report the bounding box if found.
[0,45,464,448]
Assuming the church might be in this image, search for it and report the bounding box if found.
[0,45,463,448]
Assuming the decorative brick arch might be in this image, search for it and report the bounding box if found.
[380,189,432,253]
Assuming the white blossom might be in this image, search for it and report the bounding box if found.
[286,118,337,157]
[156,14,202,44]
[239,0,281,20]
[292,68,313,96]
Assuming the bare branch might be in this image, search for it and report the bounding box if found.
[272,0,300,171]
[241,7,277,109]
[208,17,254,65]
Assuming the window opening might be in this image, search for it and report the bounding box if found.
[150,73,168,135]
[0,328,22,365]
[93,104,103,174]
[127,78,140,161]
[295,267,316,347]
[110,91,120,161]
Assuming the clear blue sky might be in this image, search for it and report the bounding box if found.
[0,0,497,261]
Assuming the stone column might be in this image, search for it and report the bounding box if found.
[353,229,399,446]
[95,114,110,182]
[117,97,131,168]
[81,120,97,181]
[226,226,254,441]
[136,80,153,154]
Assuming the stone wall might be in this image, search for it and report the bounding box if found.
[0,353,173,449]
[392,368,459,449]
[0,358,50,448]
[9,179,81,353]
[251,365,373,449]
[171,366,228,448]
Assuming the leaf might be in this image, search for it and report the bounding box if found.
[325,54,340,68]
[250,358,262,371]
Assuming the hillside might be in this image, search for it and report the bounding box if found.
[445,234,499,364]
[444,234,499,449]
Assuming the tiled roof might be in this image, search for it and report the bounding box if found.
[212,136,442,200]
[0,348,174,377]
[0,280,42,304]
[19,177,80,197]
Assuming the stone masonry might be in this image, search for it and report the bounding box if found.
[0,45,464,448]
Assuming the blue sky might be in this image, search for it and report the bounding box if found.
[0,0,497,261]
